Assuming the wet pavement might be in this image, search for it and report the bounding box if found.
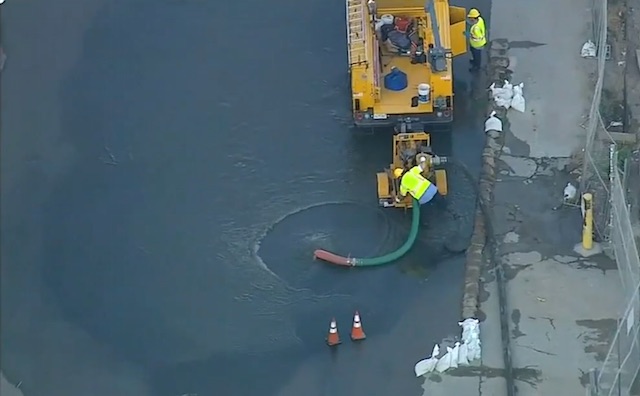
[1,0,487,394]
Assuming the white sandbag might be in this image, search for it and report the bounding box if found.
[466,337,482,362]
[495,96,511,109]
[511,83,525,112]
[564,182,577,201]
[494,90,511,100]
[484,110,503,132]
[432,344,440,357]
[581,40,597,58]
[449,343,460,369]
[457,342,470,366]
[460,318,479,336]
[414,358,438,377]
[458,318,482,362]
[512,82,523,96]
[489,81,513,103]
[466,332,480,345]
[461,318,479,325]
[414,344,440,377]
[493,81,513,108]
[459,318,480,343]
[511,93,525,112]
[490,89,509,102]
[489,84,509,99]
[488,83,506,97]
[465,343,477,362]
[474,338,482,361]
[435,350,452,373]
[500,80,514,98]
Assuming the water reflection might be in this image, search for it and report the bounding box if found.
[34,0,487,394]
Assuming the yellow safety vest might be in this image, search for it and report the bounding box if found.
[470,17,487,49]
[400,166,432,200]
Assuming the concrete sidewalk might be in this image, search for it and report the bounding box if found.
[421,159,623,396]
[485,0,625,391]
[1,373,24,396]
[489,158,622,395]
[420,0,626,394]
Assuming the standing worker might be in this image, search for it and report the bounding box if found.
[466,8,487,72]
[393,159,443,208]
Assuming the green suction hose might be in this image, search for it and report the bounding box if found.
[313,198,421,267]
[312,159,483,268]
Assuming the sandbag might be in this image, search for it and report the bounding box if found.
[435,349,452,373]
[581,40,597,58]
[457,342,470,366]
[414,344,440,377]
[511,83,526,112]
[490,81,513,109]
[485,110,503,132]
[449,343,460,369]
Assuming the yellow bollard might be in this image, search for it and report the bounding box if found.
[582,193,594,250]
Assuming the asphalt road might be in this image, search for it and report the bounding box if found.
[0,0,488,394]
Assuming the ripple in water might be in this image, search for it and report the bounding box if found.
[257,202,406,296]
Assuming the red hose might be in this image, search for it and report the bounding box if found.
[313,249,354,267]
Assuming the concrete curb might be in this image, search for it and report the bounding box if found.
[461,39,511,319]
[0,47,6,72]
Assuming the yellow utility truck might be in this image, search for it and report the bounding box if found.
[346,0,467,129]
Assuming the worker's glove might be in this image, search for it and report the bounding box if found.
[463,30,469,38]
[395,196,402,203]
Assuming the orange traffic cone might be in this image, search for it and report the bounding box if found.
[326,318,341,346]
[351,311,366,341]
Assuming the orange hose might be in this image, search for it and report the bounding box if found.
[312,198,421,268]
[313,249,354,267]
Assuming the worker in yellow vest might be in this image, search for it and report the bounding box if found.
[466,8,487,72]
[393,163,441,207]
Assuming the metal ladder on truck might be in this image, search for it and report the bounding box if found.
[346,0,367,65]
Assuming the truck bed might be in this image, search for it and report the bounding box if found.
[376,55,434,115]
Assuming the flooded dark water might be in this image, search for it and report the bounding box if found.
[1,0,489,394]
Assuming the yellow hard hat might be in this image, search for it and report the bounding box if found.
[393,168,404,179]
[467,8,480,18]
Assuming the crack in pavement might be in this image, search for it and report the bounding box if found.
[515,343,557,356]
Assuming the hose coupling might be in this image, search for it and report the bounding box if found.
[431,155,448,166]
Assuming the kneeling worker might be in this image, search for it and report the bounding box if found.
[393,160,441,206]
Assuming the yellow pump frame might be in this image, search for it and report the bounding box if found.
[376,131,448,209]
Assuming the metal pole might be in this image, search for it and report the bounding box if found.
[588,368,600,396]
[608,144,615,239]
[583,193,594,250]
